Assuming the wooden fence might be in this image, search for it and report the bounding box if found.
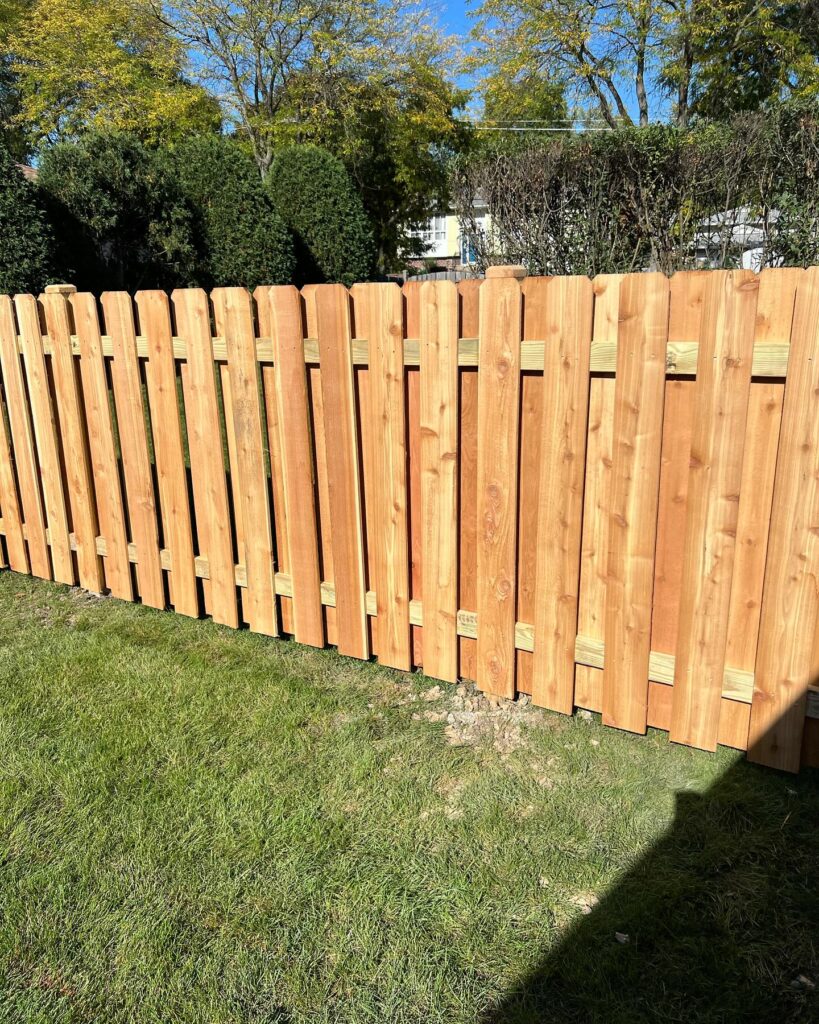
[0,268,817,772]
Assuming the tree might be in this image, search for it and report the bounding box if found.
[0,142,52,293]
[267,144,374,285]
[37,132,199,291]
[0,0,31,158]
[469,0,819,129]
[152,0,458,177]
[275,59,469,272]
[481,71,568,126]
[165,134,294,288]
[12,0,220,145]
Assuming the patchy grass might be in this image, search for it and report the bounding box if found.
[0,574,816,1023]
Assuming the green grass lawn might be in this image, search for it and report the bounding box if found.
[0,574,817,1024]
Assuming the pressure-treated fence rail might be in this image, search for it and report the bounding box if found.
[0,269,817,771]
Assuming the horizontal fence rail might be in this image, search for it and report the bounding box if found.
[0,270,817,771]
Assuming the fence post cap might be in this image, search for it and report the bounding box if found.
[485,265,528,280]
[45,283,77,296]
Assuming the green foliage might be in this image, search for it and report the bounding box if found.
[37,131,198,291]
[13,0,220,146]
[267,144,374,286]
[0,142,52,293]
[481,70,567,126]
[451,102,819,275]
[166,135,294,289]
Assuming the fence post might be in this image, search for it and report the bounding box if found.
[486,265,528,281]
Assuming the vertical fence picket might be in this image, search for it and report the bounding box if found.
[532,275,594,714]
[101,293,164,608]
[42,292,104,592]
[255,285,292,634]
[213,288,278,637]
[0,377,26,572]
[419,281,459,683]
[749,266,819,772]
[267,286,324,648]
[173,289,238,629]
[15,294,73,584]
[458,280,480,682]
[403,280,423,667]
[315,284,368,660]
[0,298,37,574]
[669,271,758,751]
[574,275,621,713]
[73,294,133,600]
[602,273,669,733]
[476,277,522,699]
[137,291,198,617]
[353,283,411,670]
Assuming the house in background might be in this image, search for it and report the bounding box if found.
[407,196,490,275]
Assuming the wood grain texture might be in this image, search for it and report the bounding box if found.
[476,277,522,698]
[749,266,819,771]
[574,276,621,716]
[0,377,26,572]
[136,291,198,617]
[174,289,238,629]
[15,294,73,584]
[419,281,459,682]
[602,273,669,734]
[670,270,758,751]
[458,280,481,681]
[650,272,705,656]
[353,283,410,670]
[0,297,40,574]
[213,288,278,637]
[73,294,133,599]
[532,276,594,713]
[315,284,368,659]
[101,293,164,607]
[403,281,423,666]
[42,293,104,592]
[267,286,324,647]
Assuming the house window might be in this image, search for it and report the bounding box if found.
[411,215,449,258]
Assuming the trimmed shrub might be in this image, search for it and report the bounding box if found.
[166,135,294,289]
[0,143,53,293]
[267,144,374,286]
[37,131,198,292]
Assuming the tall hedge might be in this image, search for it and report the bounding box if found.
[37,131,198,292]
[267,145,374,286]
[0,144,52,294]
[166,135,294,289]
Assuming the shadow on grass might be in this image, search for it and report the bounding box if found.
[482,729,819,1024]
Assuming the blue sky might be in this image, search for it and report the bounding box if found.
[438,0,473,37]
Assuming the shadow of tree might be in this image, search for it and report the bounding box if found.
[482,751,819,1024]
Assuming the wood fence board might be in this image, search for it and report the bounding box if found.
[403,281,423,666]
[15,294,73,584]
[602,273,669,733]
[458,280,480,682]
[213,288,278,637]
[650,272,706,656]
[42,293,104,592]
[532,275,594,713]
[136,291,198,617]
[670,270,758,751]
[575,276,620,715]
[315,284,368,659]
[419,281,459,682]
[255,286,292,634]
[749,266,819,771]
[218,364,249,626]
[0,378,26,572]
[173,289,238,629]
[178,362,212,616]
[354,352,378,656]
[73,294,133,600]
[353,284,410,669]
[516,278,548,695]
[724,269,800,673]
[476,277,522,698]
[267,286,324,648]
[101,293,164,607]
[0,297,38,575]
